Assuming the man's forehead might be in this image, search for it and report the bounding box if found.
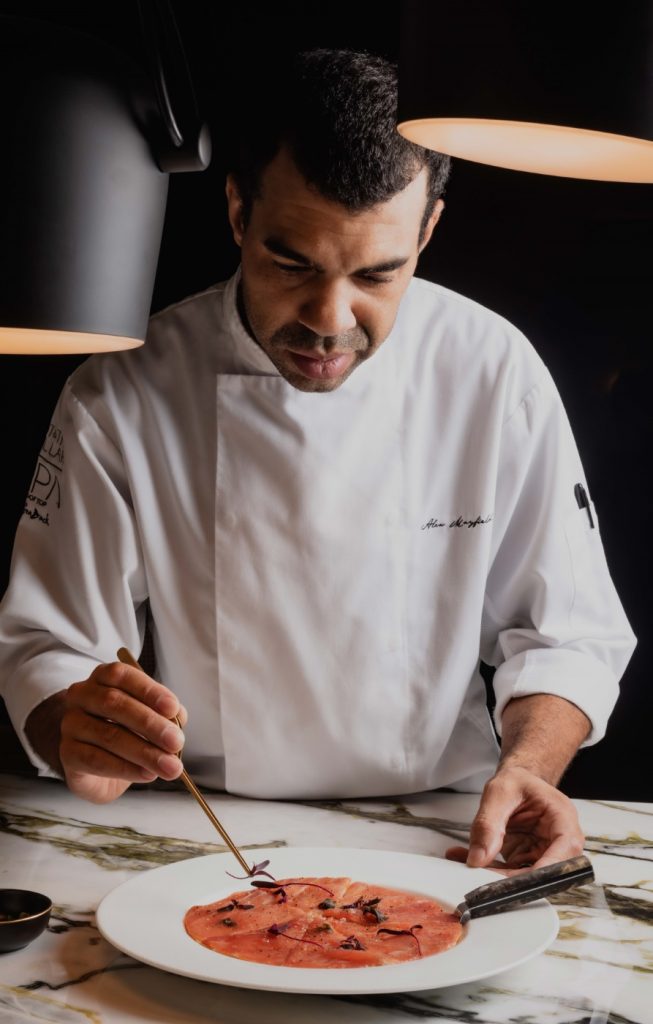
[250,151,428,258]
[254,148,429,226]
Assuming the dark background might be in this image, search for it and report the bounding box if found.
[0,3,651,798]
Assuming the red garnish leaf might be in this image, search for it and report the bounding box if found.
[377,924,423,957]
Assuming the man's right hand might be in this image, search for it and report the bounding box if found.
[24,662,187,804]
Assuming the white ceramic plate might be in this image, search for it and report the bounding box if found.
[96,846,559,995]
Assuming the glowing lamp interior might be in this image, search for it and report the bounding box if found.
[0,328,144,355]
[398,118,653,182]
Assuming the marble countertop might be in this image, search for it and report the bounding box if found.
[0,773,651,1023]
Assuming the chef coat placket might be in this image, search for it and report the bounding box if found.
[214,362,417,798]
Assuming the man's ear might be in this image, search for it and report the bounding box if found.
[419,198,445,253]
[226,175,246,246]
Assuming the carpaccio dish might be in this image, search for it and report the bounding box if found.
[184,862,463,969]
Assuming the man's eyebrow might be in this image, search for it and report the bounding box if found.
[264,237,410,276]
[356,257,410,274]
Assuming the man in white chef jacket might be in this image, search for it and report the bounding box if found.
[0,50,635,872]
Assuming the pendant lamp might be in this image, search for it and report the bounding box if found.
[398,0,653,182]
[0,1,210,355]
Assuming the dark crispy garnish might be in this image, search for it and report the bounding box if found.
[339,934,366,950]
[342,896,381,909]
[314,923,332,933]
[377,924,423,957]
[364,906,388,924]
[221,917,237,927]
[317,898,336,910]
[267,922,323,949]
[341,895,387,922]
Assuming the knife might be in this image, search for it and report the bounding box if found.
[455,854,594,924]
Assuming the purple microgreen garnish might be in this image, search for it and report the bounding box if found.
[250,881,288,904]
[215,898,255,914]
[267,922,323,949]
[251,879,334,906]
[278,880,335,896]
[267,921,291,935]
[339,934,366,951]
[377,924,424,957]
[226,859,277,883]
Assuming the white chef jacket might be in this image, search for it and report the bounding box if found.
[0,271,635,798]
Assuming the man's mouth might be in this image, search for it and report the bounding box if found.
[287,350,356,380]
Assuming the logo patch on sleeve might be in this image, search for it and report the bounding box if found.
[24,422,64,526]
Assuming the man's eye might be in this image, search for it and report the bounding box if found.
[273,262,308,275]
[360,274,393,286]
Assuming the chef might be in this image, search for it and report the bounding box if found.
[0,50,635,873]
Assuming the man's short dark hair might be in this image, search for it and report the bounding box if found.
[231,49,451,242]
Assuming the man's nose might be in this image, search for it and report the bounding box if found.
[298,281,357,338]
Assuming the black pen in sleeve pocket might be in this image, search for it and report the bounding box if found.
[574,483,595,529]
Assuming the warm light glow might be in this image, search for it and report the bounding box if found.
[398,118,653,182]
[0,327,144,354]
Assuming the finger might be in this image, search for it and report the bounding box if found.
[61,709,184,781]
[528,832,585,869]
[87,662,182,719]
[61,737,167,784]
[66,670,185,754]
[445,846,469,863]
[468,776,524,867]
[445,846,529,876]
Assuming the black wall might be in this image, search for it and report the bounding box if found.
[1,3,651,798]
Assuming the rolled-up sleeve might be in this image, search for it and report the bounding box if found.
[481,374,636,744]
[0,381,147,774]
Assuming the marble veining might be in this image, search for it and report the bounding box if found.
[1,776,652,1024]
[0,801,286,871]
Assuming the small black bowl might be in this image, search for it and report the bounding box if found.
[0,889,52,953]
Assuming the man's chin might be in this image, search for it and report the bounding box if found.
[281,369,349,393]
[276,357,359,393]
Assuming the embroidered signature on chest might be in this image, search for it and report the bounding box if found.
[421,514,494,531]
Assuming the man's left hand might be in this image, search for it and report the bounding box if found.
[445,764,585,875]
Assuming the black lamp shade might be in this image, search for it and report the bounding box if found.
[398,1,653,181]
[0,19,169,353]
